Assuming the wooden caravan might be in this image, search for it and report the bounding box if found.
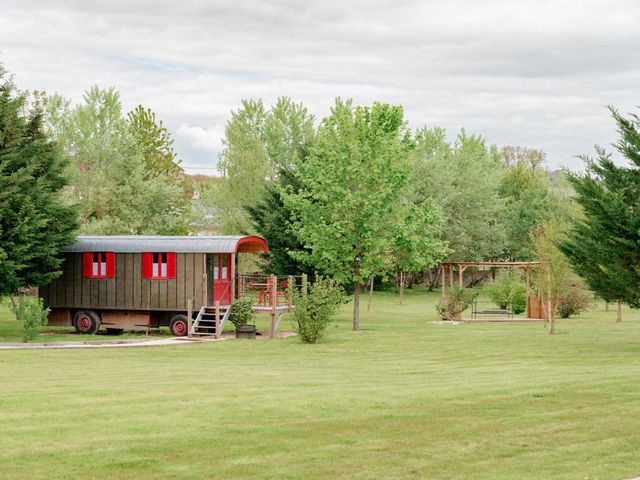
[39,235,268,336]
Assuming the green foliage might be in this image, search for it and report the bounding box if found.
[229,299,254,327]
[412,128,507,261]
[532,217,572,329]
[436,286,478,321]
[560,106,640,308]
[9,296,49,342]
[127,104,183,176]
[557,286,594,318]
[292,276,345,343]
[246,168,314,275]
[499,158,556,260]
[0,66,78,297]
[285,99,440,329]
[485,271,527,314]
[216,97,315,234]
[45,86,188,235]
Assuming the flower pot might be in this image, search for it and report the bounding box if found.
[235,324,256,339]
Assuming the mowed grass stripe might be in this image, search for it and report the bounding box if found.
[1,289,640,479]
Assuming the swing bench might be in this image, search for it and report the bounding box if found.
[471,298,513,319]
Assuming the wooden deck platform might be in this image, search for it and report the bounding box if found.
[252,305,293,314]
[462,317,544,323]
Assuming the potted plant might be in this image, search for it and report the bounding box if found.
[229,299,256,339]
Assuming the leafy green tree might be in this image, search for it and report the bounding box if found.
[46,87,188,234]
[215,97,315,233]
[499,157,555,260]
[560,107,640,313]
[0,67,78,297]
[412,128,507,261]
[285,99,438,330]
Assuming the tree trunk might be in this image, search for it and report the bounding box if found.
[367,276,374,312]
[605,301,609,312]
[617,300,622,322]
[399,270,404,305]
[353,258,361,331]
[9,295,19,320]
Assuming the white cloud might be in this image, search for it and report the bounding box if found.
[1,0,639,172]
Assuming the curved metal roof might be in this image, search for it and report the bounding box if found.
[62,236,269,254]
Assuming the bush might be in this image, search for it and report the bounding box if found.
[10,296,50,343]
[292,275,345,344]
[436,287,478,321]
[485,271,526,314]
[557,287,594,318]
[229,299,254,327]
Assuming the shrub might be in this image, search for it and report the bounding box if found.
[10,296,50,343]
[229,299,254,327]
[292,275,345,344]
[557,287,594,318]
[436,287,478,321]
[485,271,526,314]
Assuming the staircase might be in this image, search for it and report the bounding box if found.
[190,304,231,337]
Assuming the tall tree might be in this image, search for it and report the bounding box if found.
[412,128,507,261]
[46,87,188,234]
[246,167,312,275]
[215,97,315,234]
[560,107,640,310]
[127,104,183,176]
[499,157,556,260]
[0,67,77,297]
[285,99,442,330]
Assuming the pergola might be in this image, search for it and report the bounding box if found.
[440,261,547,321]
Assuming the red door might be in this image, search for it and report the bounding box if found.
[212,254,232,305]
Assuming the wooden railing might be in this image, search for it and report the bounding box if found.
[238,273,305,311]
[187,272,207,335]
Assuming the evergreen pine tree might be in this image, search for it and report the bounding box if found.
[560,107,640,308]
[0,67,78,297]
[245,167,313,275]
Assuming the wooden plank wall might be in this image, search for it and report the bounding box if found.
[40,253,205,312]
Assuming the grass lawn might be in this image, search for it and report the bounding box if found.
[1,289,640,479]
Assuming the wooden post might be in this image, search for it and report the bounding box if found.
[547,267,554,334]
[203,272,208,307]
[525,267,530,318]
[441,265,446,303]
[187,299,193,338]
[215,300,220,339]
[367,275,374,312]
[270,274,277,338]
[302,273,308,298]
[230,253,236,300]
[287,275,293,312]
[449,266,454,288]
[458,266,467,289]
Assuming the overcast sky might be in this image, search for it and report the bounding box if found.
[1,0,638,174]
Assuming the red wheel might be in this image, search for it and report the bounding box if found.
[73,310,100,334]
[169,315,188,337]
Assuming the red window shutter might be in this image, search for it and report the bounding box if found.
[82,252,93,277]
[142,253,153,278]
[106,252,115,278]
[167,252,176,278]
